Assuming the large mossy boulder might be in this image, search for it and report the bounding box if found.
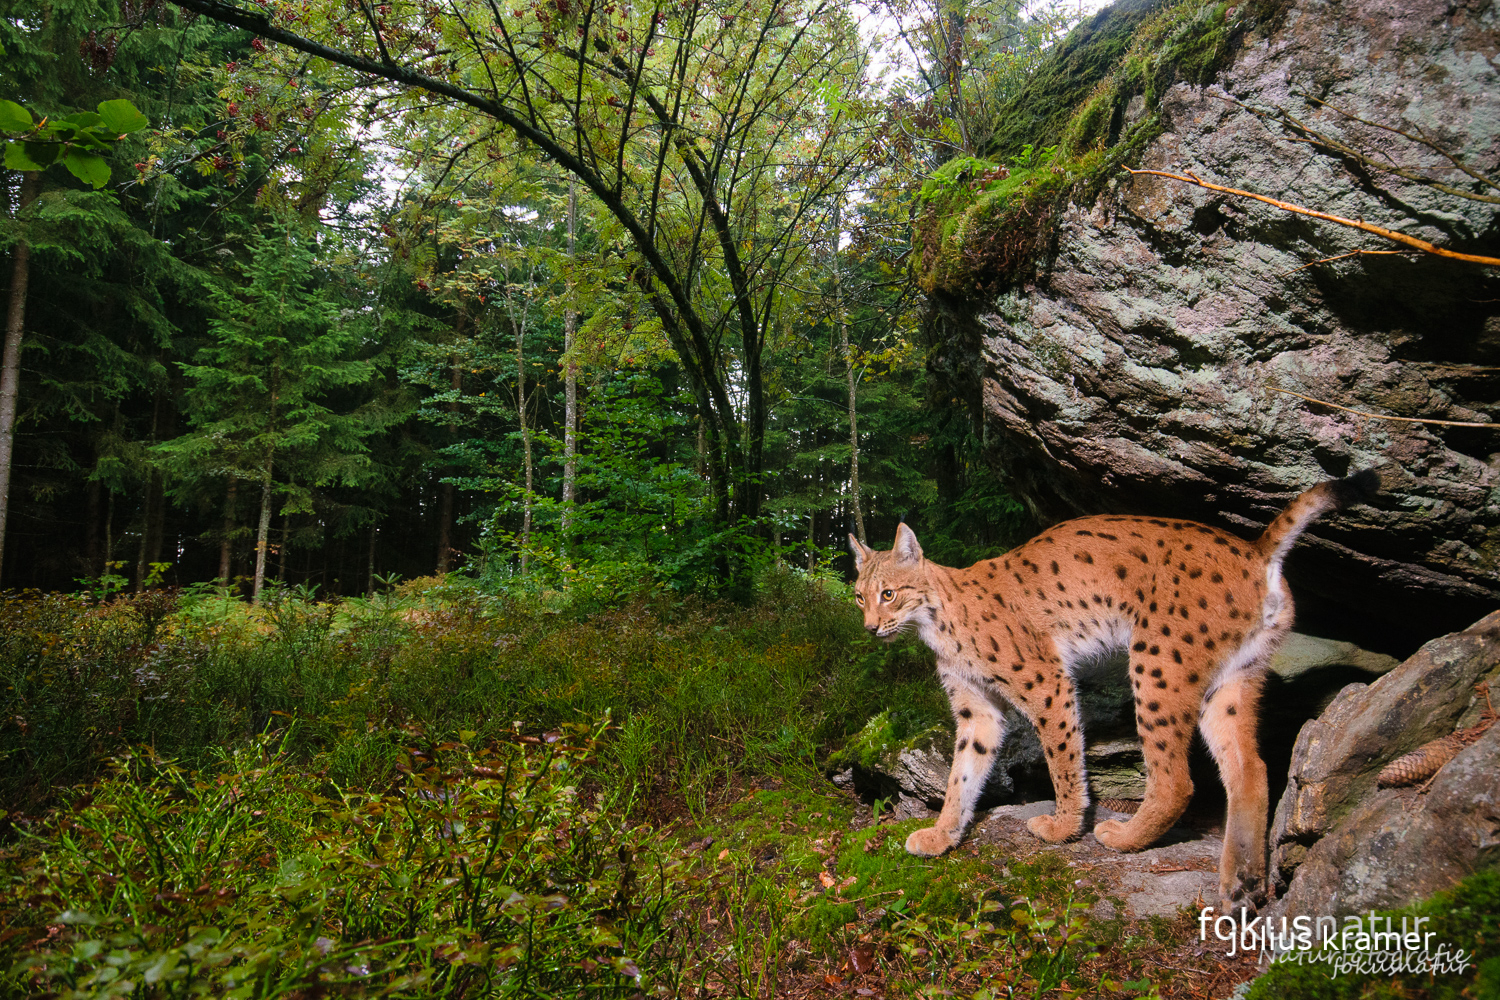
[921,0,1500,654]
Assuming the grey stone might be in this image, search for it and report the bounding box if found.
[1268,634,1399,681]
[1272,722,1500,921]
[1268,611,1500,911]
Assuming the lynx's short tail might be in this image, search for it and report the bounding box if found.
[1256,469,1381,565]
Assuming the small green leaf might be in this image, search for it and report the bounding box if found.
[0,100,32,132]
[98,99,148,134]
[73,128,114,152]
[62,149,111,188]
[2,142,44,171]
[61,111,104,128]
[20,140,60,167]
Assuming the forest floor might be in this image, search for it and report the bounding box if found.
[0,572,1313,998]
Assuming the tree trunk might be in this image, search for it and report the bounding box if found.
[86,477,101,577]
[436,350,461,573]
[562,178,579,549]
[832,198,866,544]
[277,504,290,582]
[147,387,173,572]
[219,478,237,586]
[134,475,154,593]
[252,459,273,603]
[365,522,377,597]
[0,172,41,585]
[515,313,533,575]
[436,474,454,574]
[134,388,165,592]
[104,489,114,578]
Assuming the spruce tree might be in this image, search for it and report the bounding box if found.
[161,221,384,601]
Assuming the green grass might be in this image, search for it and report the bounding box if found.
[0,571,1152,998]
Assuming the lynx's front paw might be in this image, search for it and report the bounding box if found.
[1026,812,1082,843]
[904,825,958,857]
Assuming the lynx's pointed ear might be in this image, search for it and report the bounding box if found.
[849,533,873,571]
[893,522,923,564]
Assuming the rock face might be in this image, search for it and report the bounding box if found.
[1268,611,1500,917]
[926,0,1500,653]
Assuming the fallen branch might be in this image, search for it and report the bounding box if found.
[1296,92,1500,203]
[1125,168,1500,267]
[1266,385,1500,428]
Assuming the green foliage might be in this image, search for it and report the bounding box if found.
[161,222,396,492]
[4,725,686,999]
[0,97,146,187]
[0,576,1199,998]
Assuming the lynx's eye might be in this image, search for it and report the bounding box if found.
[854,594,864,605]
[880,589,894,602]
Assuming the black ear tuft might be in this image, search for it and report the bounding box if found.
[1329,468,1381,509]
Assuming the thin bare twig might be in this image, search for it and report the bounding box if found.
[1297,92,1500,200]
[1278,248,1410,276]
[1125,168,1500,267]
[1267,385,1500,428]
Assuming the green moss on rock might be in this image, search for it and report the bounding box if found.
[825,709,951,774]
[915,0,1251,295]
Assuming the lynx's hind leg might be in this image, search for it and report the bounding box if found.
[906,679,1005,857]
[1201,672,1269,912]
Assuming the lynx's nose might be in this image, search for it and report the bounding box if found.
[866,623,881,635]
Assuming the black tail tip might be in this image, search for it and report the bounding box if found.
[1329,468,1382,508]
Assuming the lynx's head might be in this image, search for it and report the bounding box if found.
[848,524,934,641]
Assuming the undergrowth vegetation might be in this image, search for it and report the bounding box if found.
[3,574,1488,997]
[0,572,1144,998]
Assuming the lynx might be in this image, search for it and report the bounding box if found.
[848,471,1379,910]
